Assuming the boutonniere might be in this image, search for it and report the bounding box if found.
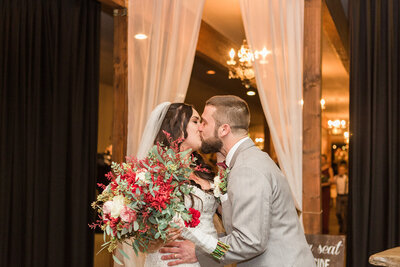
[213,167,230,199]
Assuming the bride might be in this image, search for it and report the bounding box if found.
[118,102,219,267]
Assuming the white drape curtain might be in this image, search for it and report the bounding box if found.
[239,0,304,211]
[127,0,205,157]
[118,1,205,266]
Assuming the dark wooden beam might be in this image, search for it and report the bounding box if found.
[196,21,240,69]
[323,0,349,72]
[112,9,128,163]
[303,0,322,234]
[196,21,257,88]
[97,0,127,9]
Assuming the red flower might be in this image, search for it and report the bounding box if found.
[185,208,201,228]
[143,181,173,212]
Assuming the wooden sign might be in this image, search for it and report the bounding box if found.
[305,234,346,267]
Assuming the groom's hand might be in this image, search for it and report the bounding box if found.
[159,240,198,266]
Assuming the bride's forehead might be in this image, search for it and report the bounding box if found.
[191,108,200,117]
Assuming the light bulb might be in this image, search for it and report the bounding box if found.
[134,33,148,40]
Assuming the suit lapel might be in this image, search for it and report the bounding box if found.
[229,138,255,169]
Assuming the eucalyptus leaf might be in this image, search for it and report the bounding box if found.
[128,202,137,210]
[159,223,167,230]
[142,162,150,169]
[149,216,157,224]
[132,241,139,256]
[106,225,111,235]
[134,221,139,231]
[118,248,130,259]
[101,241,111,247]
[155,151,165,164]
[179,149,192,158]
[169,222,179,228]
[167,149,175,157]
[121,227,128,235]
[96,244,110,255]
[181,212,191,221]
[113,255,123,265]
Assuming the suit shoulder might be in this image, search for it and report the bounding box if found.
[235,146,279,172]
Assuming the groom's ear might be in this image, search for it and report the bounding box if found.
[218,124,231,138]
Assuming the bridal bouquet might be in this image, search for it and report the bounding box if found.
[90,132,203,263]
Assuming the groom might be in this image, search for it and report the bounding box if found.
[161,95,314,266]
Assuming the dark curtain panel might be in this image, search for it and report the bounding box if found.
[348,0,400,266]
[0,0,100,266]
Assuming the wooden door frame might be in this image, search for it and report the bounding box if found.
[97,0,349,234]
[98,0,128,164]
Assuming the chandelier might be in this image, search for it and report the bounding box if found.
[328,119,348,135]
[227,40,271,89]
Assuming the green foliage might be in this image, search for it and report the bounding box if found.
[93,141,197,257]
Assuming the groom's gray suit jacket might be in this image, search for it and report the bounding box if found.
[196,139,315,267]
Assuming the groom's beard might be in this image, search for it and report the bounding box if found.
[200,135,223,154]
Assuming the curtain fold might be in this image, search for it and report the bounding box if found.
[127,0,205,157]
[0,0,100,266]
[239,0,304,211]
[348,0,400,266]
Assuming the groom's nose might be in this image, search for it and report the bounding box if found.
[198,122,204,132]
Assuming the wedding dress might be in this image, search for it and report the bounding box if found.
[118,102,218,267]
[144,185,218,267]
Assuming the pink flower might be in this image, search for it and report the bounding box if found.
[103,201,113,215]
[120,206,137,223]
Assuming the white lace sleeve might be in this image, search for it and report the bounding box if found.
[181,227,218,254]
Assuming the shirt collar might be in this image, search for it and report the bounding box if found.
[225,137,250,167]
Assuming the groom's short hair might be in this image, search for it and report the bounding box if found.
[206,95,250,134]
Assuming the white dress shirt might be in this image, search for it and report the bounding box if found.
[335,174,349,195]
[225,137,250,168]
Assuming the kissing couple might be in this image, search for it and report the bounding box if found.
[119,95,314,267]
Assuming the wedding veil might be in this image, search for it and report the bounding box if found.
[136,102,171,159]
[119,102,171,267]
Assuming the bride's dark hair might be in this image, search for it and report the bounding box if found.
[154,103,215,184]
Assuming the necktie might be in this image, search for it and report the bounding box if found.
[216,161,228,170]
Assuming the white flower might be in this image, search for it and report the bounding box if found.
[110,195,125,218]
[213,176,222,198]
[136,169,149,185]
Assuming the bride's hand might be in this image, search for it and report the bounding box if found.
[166,226,182,243]
[189,173,211,190]
[146,226,182,253]
[146,239,165,253]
